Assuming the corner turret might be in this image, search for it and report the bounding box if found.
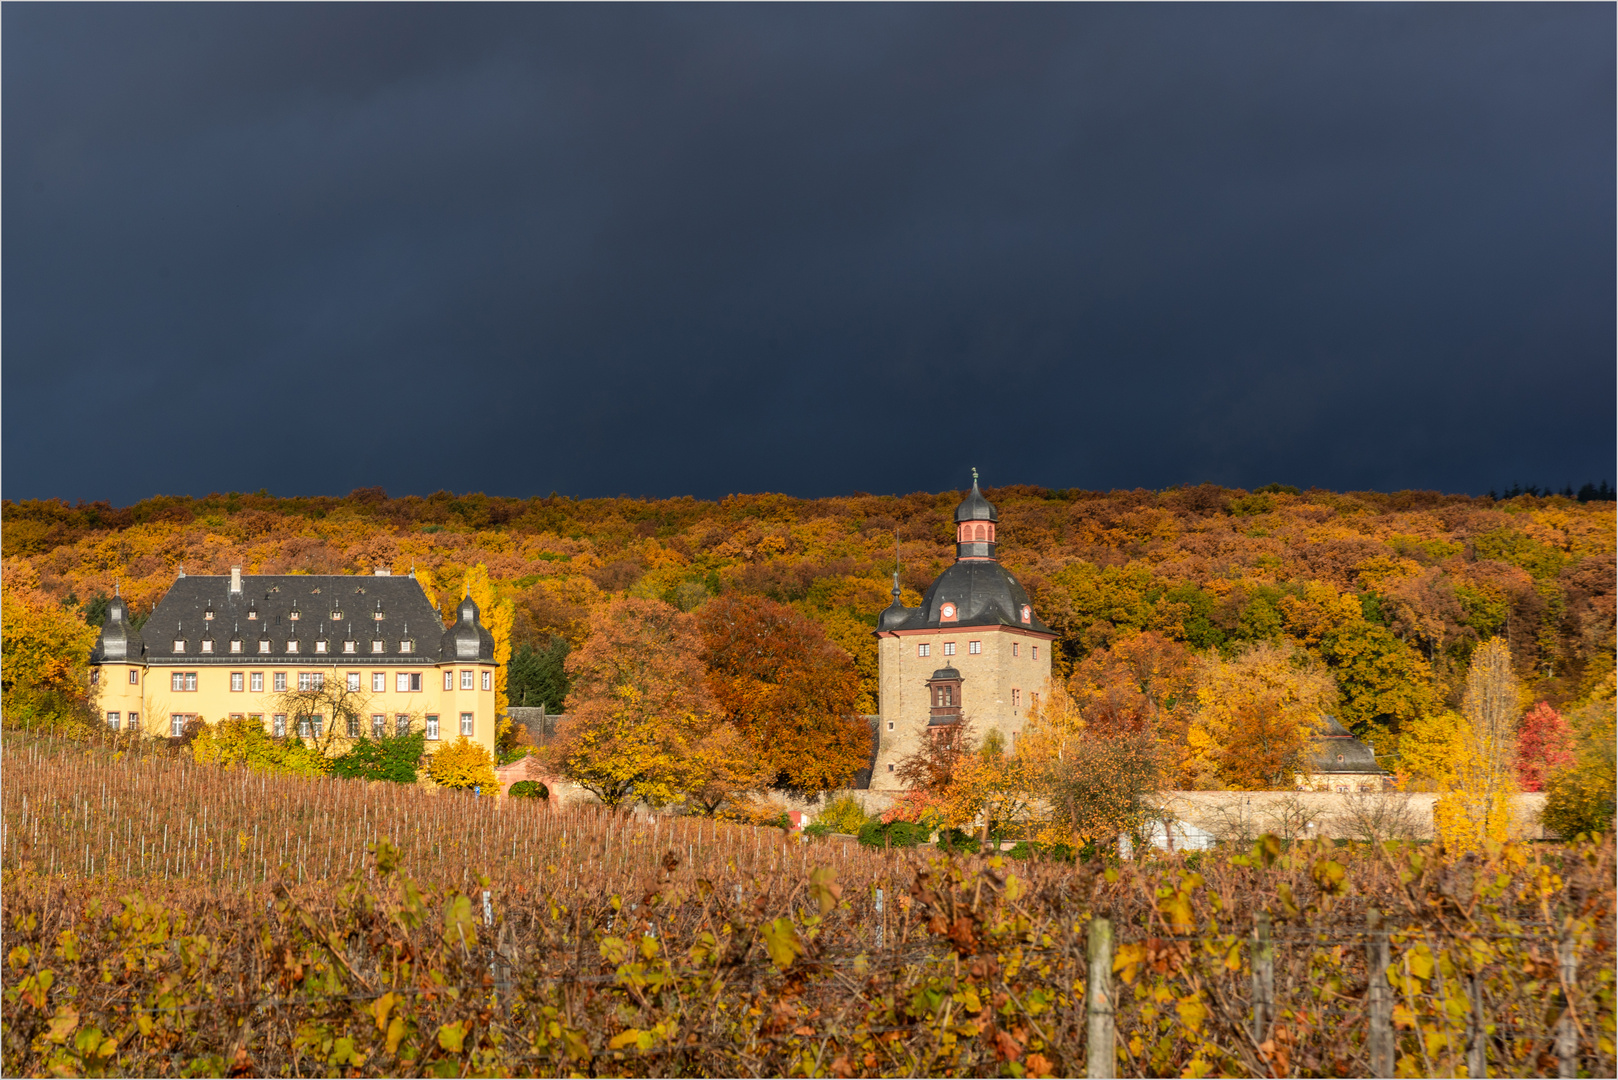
[441,594,496,661]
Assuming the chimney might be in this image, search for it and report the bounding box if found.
[374,567,392,577]
[230,566,243,596]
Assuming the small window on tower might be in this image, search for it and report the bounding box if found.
[917,643,930,657]
[129,669,139,684]
[943,642,956,656]
[969,640,981,654]
[1012,642,1019,657]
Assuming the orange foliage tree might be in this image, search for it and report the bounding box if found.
[699,595,871,793]
[553,598,716,808]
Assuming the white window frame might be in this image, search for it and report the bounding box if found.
[969,640,981,655]
[128,669,139,684]
[460,712,474,736]
[342,640,355,654]
[171,672,185,692]
[259,640,271,655]
[272,714,287,737]
[200,639,213,654]
[347,714,360,738]
[444,670,454,691]
[396,672,421,692]
[943,642,956,656]
[230,672,244,692]
[372,672,386,692]
[346,672,361,692]
[250,672,264,692]
[170,714,186,737]
[372,714,386,737]
[128,711,139,728]
[397,714,411,736]
[461,669,475,690]
[315,640,328,654]
[917,643,930,657]
[1032,646,1038,661]
[273,672,287,692]
[425,714,440,740]
[230,639,242,654]
[107,711,121,729]
[1012,642,1019,657]
[371,640,385,654]
[482,670,491,691]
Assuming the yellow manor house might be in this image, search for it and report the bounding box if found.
[90,567,497,758]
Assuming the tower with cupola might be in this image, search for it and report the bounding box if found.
[870,473,1054,790]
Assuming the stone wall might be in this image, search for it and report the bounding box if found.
[1154,790,1550,842]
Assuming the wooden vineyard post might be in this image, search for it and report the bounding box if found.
[874,888,885,952]
[1087,917,1115,1079]
[1366,909,1394,1078]
[1465,974,1486,1078]
[1555,932,1578,1078]
[1252,912,1274,1045]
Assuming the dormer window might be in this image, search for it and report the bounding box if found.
[289,609,300,621]
[201,639,214,654]
[230,639,243,654]
[342,640,355,654]
[203,608,215,621]
[371,640,385,654]
[330,610,342,622]
[315,639,328,654]
[247,604,259,621]
[173,638,186,653]
[286,638,299,654]
[258,639,271,655]
[399,640,414,654]
[373,602,385,621]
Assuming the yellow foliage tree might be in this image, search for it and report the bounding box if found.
[425,736,498,791]
[1,569,100,733]
[1188,641,1338,790]
[463,563,515,736]
[1428,639,1519,851]
[939,729,1034,841]
[553,683,701,808]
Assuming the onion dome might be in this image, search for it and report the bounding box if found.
[91,593,145,662]
[954,469,999,560]
[441,594,495,661]
[954,469,998,523]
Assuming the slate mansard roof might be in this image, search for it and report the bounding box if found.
[93,574,492,665]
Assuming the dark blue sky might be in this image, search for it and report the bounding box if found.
[4,4,1613,505]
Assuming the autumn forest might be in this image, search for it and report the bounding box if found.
[4,483,1612,782]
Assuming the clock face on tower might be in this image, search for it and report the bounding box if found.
[940,603,957,621]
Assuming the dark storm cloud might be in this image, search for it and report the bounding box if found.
[4,4,1612,504]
